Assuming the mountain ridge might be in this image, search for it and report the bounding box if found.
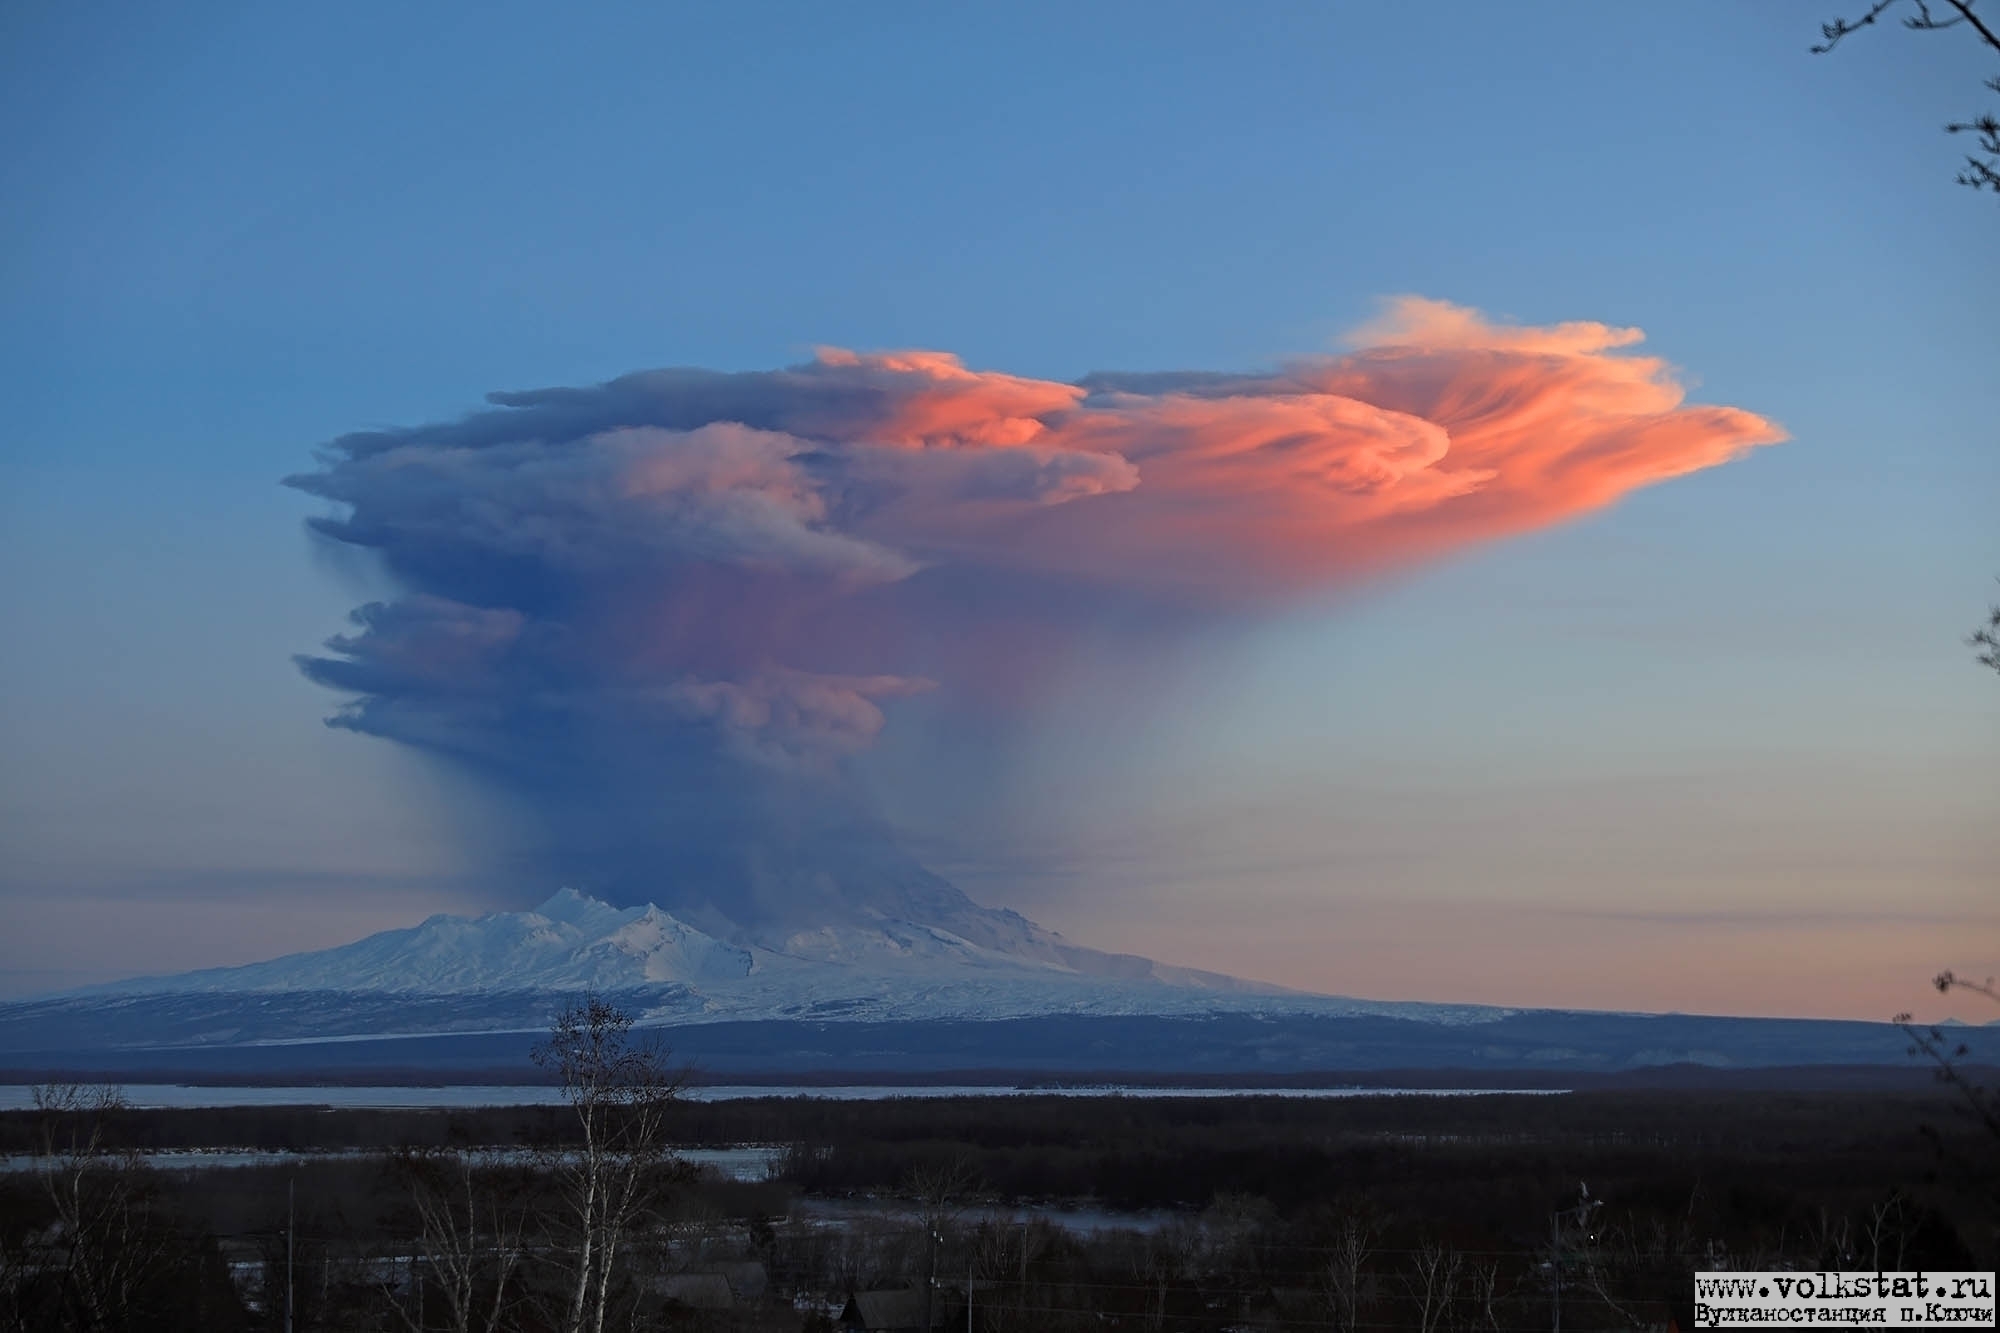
[6,889,1982,1076]
[68,887,1328,1011]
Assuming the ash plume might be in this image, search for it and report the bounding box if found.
[289,298,1783,935]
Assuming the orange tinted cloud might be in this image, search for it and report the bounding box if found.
[290,299,1786,915]
[294,298,1783,749]
[852,297,1786,597]
[805,347,1084,448]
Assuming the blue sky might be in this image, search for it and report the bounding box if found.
[1,2,1994,1017]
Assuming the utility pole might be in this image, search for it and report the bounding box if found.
[1546,1183,1598,1333]
[1548,1209,1561,1333]
[286,1175,295,1333]
[1018,1218,1028,1329]
[923,1227,939,1331]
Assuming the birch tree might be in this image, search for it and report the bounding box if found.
[31,1083,171,1333]
[388,1147,529,1333]
[531,996,683,1333]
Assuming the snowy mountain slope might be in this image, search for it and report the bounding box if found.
[7,892,1966,1073]
[80,891,752,995]
[62,889,1502,1031]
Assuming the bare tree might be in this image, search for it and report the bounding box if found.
[1815,0,2000,193]
[1400,1237,1461,1333]
[1973,599,2000,673]
[1863,1190,1915,1271]
[1805,1205,1858,1269]
[1893,970,2000,1264]
[966,1213,1049,1333]
[531,996,684,1333]
[906,1157,979,1332]
[1937,968,2000,1005]
[30,1083,171,1332]
[1462,1259,1505,1332]
[1897,970,2000,1142]
[1321,1210,1376,1333]
[387,1146,530,1333]
[0,1234,27,1333]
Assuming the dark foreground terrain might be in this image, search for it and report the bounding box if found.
[1,1089,1993,1331]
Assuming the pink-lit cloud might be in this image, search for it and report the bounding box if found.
[844,296,1785,596]
[290,298,1783,916]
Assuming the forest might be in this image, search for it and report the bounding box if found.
[1,1067,1991,1331]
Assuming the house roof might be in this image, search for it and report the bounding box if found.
[718,1259,768,1297]
[660,1273,735,1309]
[843,1287,929,1329]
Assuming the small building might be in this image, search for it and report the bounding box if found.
[658,1272,735,1310]
[717,1259,768,1300]
[832,1280,948,1320]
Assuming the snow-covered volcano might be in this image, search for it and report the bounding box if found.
[63,888,1486,1028]
[10,891,1961,1077]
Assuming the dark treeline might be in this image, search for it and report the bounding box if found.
[0,1086,1973,1158]
[0,1105,580,1155]
[745,1090,1977,1205]
[0,1142,787,1331]
[1,1086,1993,1330]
